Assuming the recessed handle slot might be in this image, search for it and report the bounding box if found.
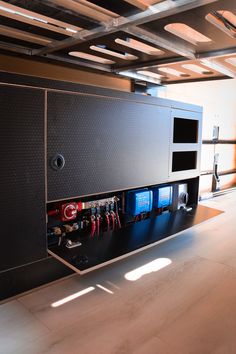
[51,154,65,171]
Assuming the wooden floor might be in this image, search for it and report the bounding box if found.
[1,192,236,354]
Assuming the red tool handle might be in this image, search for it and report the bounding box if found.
[96,215,100,235]
[90,216,96,238]
[116,211,121,229]
[105,212,110,231]
[110,211,115,230]
[48,209,59,217]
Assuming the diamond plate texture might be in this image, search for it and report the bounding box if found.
[0,86,46,271]
[47,92,171,201]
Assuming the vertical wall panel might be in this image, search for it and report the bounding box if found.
[0,85,46,271]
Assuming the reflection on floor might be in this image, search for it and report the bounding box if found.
[1,192,236,354]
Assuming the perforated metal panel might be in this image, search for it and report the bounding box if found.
[47,92,171,201]
[0,85,46,271]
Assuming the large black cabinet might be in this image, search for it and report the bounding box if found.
[0,85,47,272]
[0,72,218,300]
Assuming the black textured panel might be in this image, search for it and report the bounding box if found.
[0,256,73,301]
[0,35,42,49]
[0,86,47,271]
[0,71,203,114]
[47,91,171,201]
[88,0,141,16]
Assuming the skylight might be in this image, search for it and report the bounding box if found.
[158,67,187,77]
[182,64,213,75]
[137,70,163,79]
[90,45,138,60]
[69,51,115,64]
[115,38,164,56]
[165,23,212,46]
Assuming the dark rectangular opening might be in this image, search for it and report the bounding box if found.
[172,151,197,172]
[173,118,198,143]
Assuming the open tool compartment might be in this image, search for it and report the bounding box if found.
[47,177,222,273]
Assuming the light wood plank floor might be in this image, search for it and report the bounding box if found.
[1,192,236,354]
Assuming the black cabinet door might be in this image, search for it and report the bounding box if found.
[47,91,171,201]
[0,85,47,271]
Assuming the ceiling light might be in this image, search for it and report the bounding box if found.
[90,45,138,60]
[69,51,115,64]
[0,3,80,35]
[182,64,213,75]
[225,57,236,67]
[66,28,77,34]
[115,38,164,56]
[0,5,14,14]
[165,23,212,46]
[137,70,162,79]
[16,11,47,23]
[158,67,186,77]
[0,5,48,23]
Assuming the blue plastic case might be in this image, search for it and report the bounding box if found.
[153,186,173,209]
[126,189,153,216]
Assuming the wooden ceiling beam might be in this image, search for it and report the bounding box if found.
[0,0,81,36]
[123,0,148,11]
[46,0,116,23]
[0,25,54,45]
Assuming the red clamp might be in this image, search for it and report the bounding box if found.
[90,215,96,238]
[48,201,82,222]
